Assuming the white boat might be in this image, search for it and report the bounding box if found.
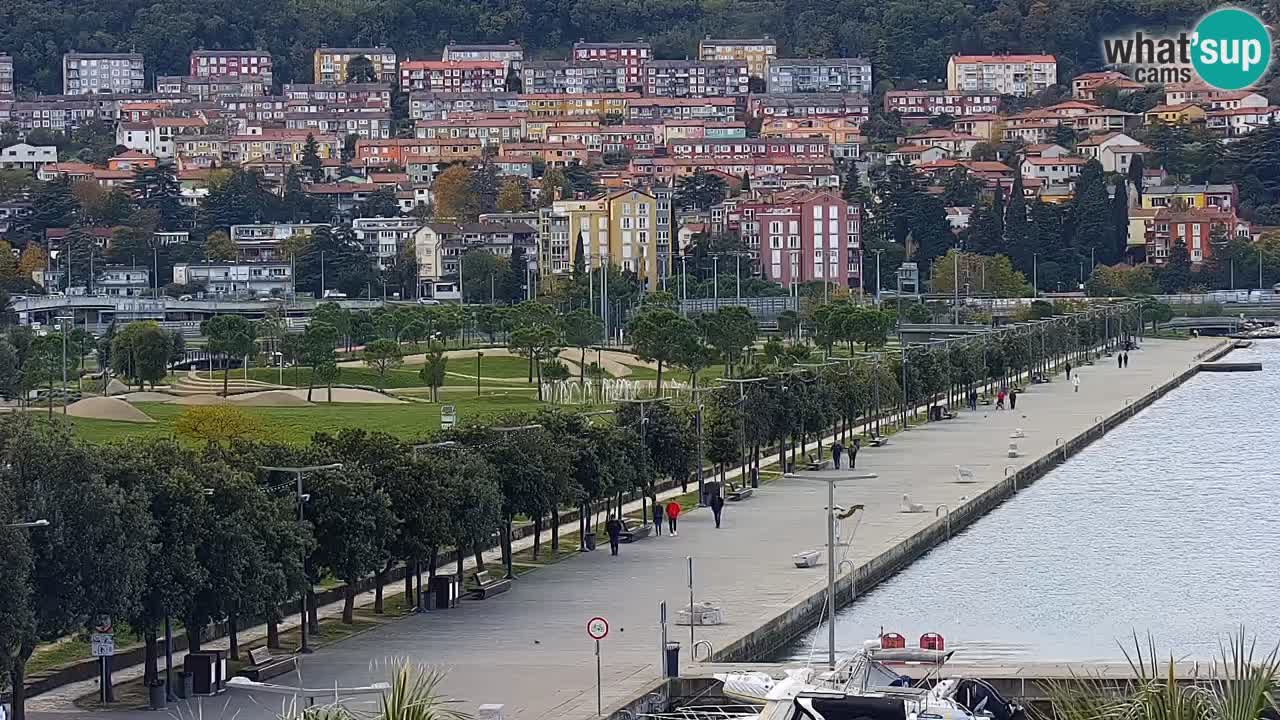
[710,644,1023,720]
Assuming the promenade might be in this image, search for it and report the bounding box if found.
[28,337,1222,720]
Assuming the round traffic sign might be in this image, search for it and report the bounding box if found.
[93,615,113,633]
[587,616,609,640]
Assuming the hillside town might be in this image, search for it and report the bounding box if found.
[0,40,1278,302]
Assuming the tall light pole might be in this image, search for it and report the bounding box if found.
[259,463,342,654]
[56,315,73,415]
[3,519,50,528]
[735,254,741,304]
[873,249,884,304]
[712,255,720,310]
[1032,253,1039,298]
[1259,246,1264,290]
[680,255,687,316]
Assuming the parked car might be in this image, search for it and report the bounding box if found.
[417,297,441,305]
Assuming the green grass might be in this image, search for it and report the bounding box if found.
[619,364,727,385]
[69,395,555,445]
[236,356,538,390]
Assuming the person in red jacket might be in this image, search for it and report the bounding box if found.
[665,500,681,536]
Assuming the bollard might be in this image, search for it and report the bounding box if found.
[664,642,681,678]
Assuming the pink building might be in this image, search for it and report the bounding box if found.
[735,190,862,287]
[571,41,651,91]
[190,50,272,79]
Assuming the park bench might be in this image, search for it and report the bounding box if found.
[619,519,651,543]
[940,408,957,420]
[240,646,298,682]
[868,434,889,447]
[793,549,821,568]
[471,570,512,599]
[728,486,753,501]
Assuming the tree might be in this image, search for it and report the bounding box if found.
[1071,159,1115,263]
[1127,153,1146,202]
[432,164,474,221]
[509,323,561,400]
[346,55,378,83]
[130,166,186,231]
[496,177,528,212]
[419,340,448,402]
[1110,180,1131,262]
[363,337,404,388]
[1004,166,1035,270]
[302,133,324,183]
[202,315,256,396]
[627,306,688,392]
[17,245,46,281]
[307,467,394,623]
[355,187,399,218]
[205,230,236,261]
[561,309,603,383]
[675,171,730,211]
[941,167,980,207]
[1157,240,1192,293]
[930,250,1029,296]
[699,306,757,378]
[174,405,265,446]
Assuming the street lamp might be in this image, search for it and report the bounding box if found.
[258,463,342,654]
[55,315,74,416]
[782,470,876,670]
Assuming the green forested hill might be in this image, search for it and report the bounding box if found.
[0,0,1269,95]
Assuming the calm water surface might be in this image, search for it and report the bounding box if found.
[783,341,1280,663]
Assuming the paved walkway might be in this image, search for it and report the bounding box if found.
[27,338,1222,720]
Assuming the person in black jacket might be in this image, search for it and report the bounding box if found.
[605,515,623,556]
[651,500,663,535]
[710,493,725,528]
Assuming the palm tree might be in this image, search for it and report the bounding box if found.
[281,661,470,720]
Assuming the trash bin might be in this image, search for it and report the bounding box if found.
[148,680,167,710]
[183,653,217,695]
[429,574,458,609]
[176,672,194,699]
[664,642,680,678]
[583,531,597,551]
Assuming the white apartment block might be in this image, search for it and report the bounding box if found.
[63,53,145,95]
[174,262,293,297]
[353,217,422,269]
[0,54,13,99]
[766,58,872,95]
[442,42,524,72]
[231,223,328,262]
[0,143,57,171]
[946,54,1057,97]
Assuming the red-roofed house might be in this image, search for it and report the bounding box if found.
[1072,71,1143,101]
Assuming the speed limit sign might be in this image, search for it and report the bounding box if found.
[587,616,609,640]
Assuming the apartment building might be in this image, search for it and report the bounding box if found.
[4,98,103,132]
[522,93,636,117]
[190,49,273,79]
[355,137,483,166]
[698,36,777,77]
[284,110,393,139]
[761,117,865,160]
[399,60,506,93]
[643,60,748,98]
[749,93,870,120]
[353,217,422,269]
[538,188,660,285]
[1141,184,1237,212]
[226,129,338,165]
[408,91,524,120]
[414,221,539,290]
[443,42,524,72]
[414,114,525,146]
[0,144,57,171]
[63,53,145,95]
[627,97,738,122]
[735,190,861,287]
[313,47,397,84]
[883,90,1000,117]
[0,54,13,99]
[230,223,328,262]
[174,262,293,296]
[946,54,1057,96]
[521,61,627,95]
[283,83,392,110]
[666,137,830,162]
[1128,207,1242,264]
[571,41,651,91]
[157,75,270,99]
[766,58,871,95]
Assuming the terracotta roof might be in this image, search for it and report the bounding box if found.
[951,53,1056,63]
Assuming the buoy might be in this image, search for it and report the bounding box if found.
[920,632,945,651]
[881,632,906,649]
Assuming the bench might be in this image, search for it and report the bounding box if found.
[471,570,512,599]
[979,396,993,406]
[868,435,889,447]
[727,487,753,501]
[619,519,651,543]
[940,409,957,420]
[240,646,298,682]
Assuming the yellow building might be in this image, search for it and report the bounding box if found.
[521,93,638,117]
[1139,183,1237,211]
[313,47,397,84]
[698,37,777,78]
[539,189,659,285]
[1143,103,1207,126]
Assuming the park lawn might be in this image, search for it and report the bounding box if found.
[619,364,726,386]
[240,356,537,390]
[69,395,552,445]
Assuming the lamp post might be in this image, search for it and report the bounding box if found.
[476,351,483,397]
[55,315,74,416]
[258,463,342,654]
[712,256,720,310]
[1033,253,1039,298]
[873,249,884,304]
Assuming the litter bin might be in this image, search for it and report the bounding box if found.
[176,672,194,700]
[183,653,217,695]
[664,642,681,678]
[429,574,458,609]
[583,531,597,551]
[148,680,167,710]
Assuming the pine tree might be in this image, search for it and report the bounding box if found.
[740,171,751,195]
[1126,153,1145,203]
[129,166,186,231]
[301,133,323,183]
[965,201,1002,255]
[1070,160,1113,262]
[991,179,1005,239]
[842,165,861,201]
[1004,170,1033,271]
[1109,180,1130,264]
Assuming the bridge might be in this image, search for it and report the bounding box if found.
[12,295,385,329]
[1161,316,1252,333]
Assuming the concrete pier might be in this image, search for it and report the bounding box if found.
[28,337,1232,720]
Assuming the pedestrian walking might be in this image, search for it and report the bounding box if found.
[831,441,844,469]
[996,389,1006,409]
[969,389,978,411]
[710,493,725,528]
[1117,353,1123,369]
[1124,352,1130,368]
[605,515,623,556]
[1009,388,1018,410]
[651,500,663,536]
[849,438,861,469]
[665,500,681,536]
[1073,374,1081,393]
[1065,361,1072,379]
